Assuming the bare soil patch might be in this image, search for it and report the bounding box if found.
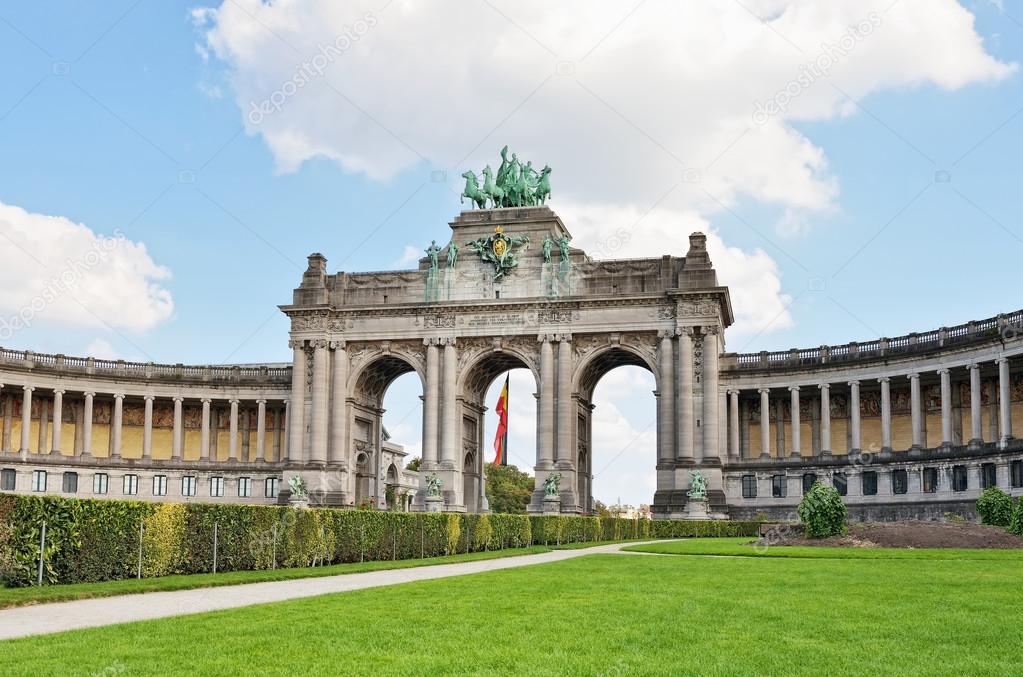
[760,521,1023,549]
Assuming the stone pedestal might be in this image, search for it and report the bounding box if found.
[542,496,561,516]
[684,498,710,521]
[425,495,444,513]
[289,498,309,509]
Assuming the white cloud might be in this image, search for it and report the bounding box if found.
[197,0,1012,223]
[84,338,120,360]
[0,201,174,340]
[391,245,421,269]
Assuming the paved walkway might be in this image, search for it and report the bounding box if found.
[0,541,661,641]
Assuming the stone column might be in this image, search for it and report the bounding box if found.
[142,395,154,459]
[789,386,801,458]
[819,383,831,456]
[908,373,922,450]
[440,338,459,468]
[997,357,1013,448]
[200,398,211,461]
[969,363,983,447]
[82,392,94,457]
[19,386,33,454]
[309,341,329,465]
[848,380,861,453]
[556,335,573,466]
[288,340,307,463]
[656,331,675,464]
[677,328,695,461]
[172,397,183,460]
[702,328,720,461]
[51,390,64,455]
[329,341,348,465]
[939,368,952,447]
[728,389,740,460]
[229,399,240,461]
[37,398,48,455]
[879,377,892,452]
[111,394,124,459]
[422,339,440,467]
[758,388,770,459]
[537,335,555,468]
[256,399,267,462]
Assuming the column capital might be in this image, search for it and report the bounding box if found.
[556,333,573,342]
[83,391,95,398]
[22,385,34,393]
[537,333,555,343]
[994,356,1010,365]
[757,387,770,395]
[727,388,741,396]
[906,372,919,381]
[788,385,800,392]
[52,388,65,395]
[423,337,441,347]
[657,329,674,339]
[702,326,720,336]
[256,398,267,405]
[818,383,830,391]
[676,326,696,337]
[329,339,347,350]
[968,362,980,371]
[877,377,890,384]
[230,398,240,405]
[288,338,305,350]
[143,394,155,401]
[937,367,950,376]
[440,336,457,347]
[173,396,184,403]
[846,380,859,388]
[201,397,211,404]
[310,338,328,350]
[113,393,125,400]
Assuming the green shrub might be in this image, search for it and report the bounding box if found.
[976,487,1013,527]
[474,514,493,551]
[1008,499,1023,537]
[797,481,847,538]
[445,513,461,555]
[142,503,187,577]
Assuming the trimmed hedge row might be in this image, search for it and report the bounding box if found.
[0,494,759,587]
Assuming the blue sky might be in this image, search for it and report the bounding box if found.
[0,1,1020,505]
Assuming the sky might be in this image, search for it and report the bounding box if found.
[0,0,1021,507]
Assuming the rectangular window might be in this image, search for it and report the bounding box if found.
[741,475,757,499]
[265,478,279,499]
[122,474,139,496]
[182,475,197,497]
[802,473,818,494]
[31,470,47,492]
[210,476,225,497]
[892,469,908,495]
[862,471,878,496]
[62,472,78,494]
[952,465,968,492]
[922,468,938,494]
[153,475,168,497]
[1012,461,1023,489]
[0,468,15,491]
[93,472,108,495]
[771,475,786,498]
[981,463,997,489]
[238,477,251,498]
[833,473,848,497]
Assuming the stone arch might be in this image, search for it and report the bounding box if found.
[349,352,424,408]
[571,343,658,516]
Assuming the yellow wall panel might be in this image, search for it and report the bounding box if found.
[183,430,202,460]
[122,427,144,459]
[216,431,230,461]
[60,426,75,455]
[925,413,941,448]
[151,429,173,459]
[748,423,762,456]
[831,418,848,454]
[861,419,882,451]
[1013,402,1023,438]
[798,422,813,456]
[891,414,912,451]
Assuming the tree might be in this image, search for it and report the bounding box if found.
[797,481,847,538]
[405,456,421,472]
[977,487,1013,527]
[594,500,612,518]
[485,463,534,514]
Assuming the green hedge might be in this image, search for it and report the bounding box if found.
[0,494,759,587]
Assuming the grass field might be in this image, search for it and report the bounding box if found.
[624,537,1023,560]
[3,540,1022,676]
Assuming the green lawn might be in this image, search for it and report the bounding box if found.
[624,537,1023,560]
[4,542,1022,675]
[0,546,550,610]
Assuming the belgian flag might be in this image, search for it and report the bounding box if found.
[493,375,509,465]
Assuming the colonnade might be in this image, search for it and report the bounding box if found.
[725,356,1016,458]
[0,383,286,462]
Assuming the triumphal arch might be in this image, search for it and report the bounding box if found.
[282,202,732,518]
